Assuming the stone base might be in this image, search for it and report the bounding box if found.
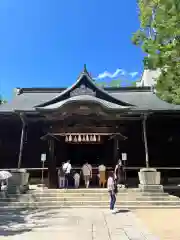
[8,170,29,194]
[138,168,161,185]
[139,184,164,192]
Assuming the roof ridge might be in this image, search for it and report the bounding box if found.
[17,86,152,94]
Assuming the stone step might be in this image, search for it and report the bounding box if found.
[0,200,180,207]
[32,188,148,193]
[1,192,175,200]
[28,195,179,201]
[28,191,170,197]
[0,205,180,211]
[0,195,178,204]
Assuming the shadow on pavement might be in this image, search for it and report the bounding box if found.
[115,209,130,214]
[164,186,180,198]
[0,208,58,237]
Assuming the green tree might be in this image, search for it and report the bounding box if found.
[0,98,7,104]
[130,80,138,87]
[95,81,107,88]
[132,0,180,104]
[123,79,139,86]
[109,79,121,87]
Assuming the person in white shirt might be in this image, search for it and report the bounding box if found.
[74,172,80,188]
[98,164,106,188]
[82,162,92,188]
[62,160,72,188]
[107,171,117,213]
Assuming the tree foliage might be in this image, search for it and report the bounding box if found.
[95,79,122,88]
[109,79,121,87]
[132,0,180,104]
[0,97,7,104]
[95,78,138,88]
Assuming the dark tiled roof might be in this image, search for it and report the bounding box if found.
[0,87,180,113]
[36,95,131,112]
[0,68,180,114]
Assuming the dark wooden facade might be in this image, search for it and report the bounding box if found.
[0,66,180,187]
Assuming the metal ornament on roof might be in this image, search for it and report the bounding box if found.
[70,84,96,97]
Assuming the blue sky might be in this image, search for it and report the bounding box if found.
[0,0,144,99]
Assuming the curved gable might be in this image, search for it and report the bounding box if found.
[36,66,134,109]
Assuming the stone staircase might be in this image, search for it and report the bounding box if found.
[0,187,180,210]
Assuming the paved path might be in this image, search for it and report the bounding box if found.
[0,208,158,240]
[135,209,180,240]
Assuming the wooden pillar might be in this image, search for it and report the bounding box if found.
[113,136,119,165]
[48,138,57,188]
[142,114,149,168]
[18,113,26,169]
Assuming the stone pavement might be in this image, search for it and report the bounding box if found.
[135,209,180,240]
[0,208,159,240]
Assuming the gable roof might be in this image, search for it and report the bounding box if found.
[35,66,133,109]
[1,87,180,114]
[0,66,180,114]
[36,95,131,113]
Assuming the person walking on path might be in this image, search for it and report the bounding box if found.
[98,163,106,188]
[82,162,92,188]
[114,159,124,187]
[107,171,117,213]
[58,164,65,188]
[62,160,72,188]
[74,171,80,188]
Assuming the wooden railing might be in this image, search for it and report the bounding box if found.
[1,167,180,171]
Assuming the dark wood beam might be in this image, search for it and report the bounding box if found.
[18,113,26,169]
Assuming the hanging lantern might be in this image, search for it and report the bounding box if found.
[65,135,68,142]
[78,134,81,142]
[93,135,96,141]
[98,135,101,142]
[69,135,72,142]
[82,135,86,142]
[86,135,89,141]
[74,136,77,142]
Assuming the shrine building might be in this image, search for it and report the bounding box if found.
[0,66,180,188]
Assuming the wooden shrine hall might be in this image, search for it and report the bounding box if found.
[0,65,180,188]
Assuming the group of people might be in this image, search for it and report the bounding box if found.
[58,160,92,189]
[58,160,108,189]
[57,159,124,212]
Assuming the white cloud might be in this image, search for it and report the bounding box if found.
[95,68,126,80]
[129,72,138,78]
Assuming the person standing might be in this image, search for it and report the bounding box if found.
[98,164,106,188]
[58,165,65,188]
[62,160,72,188]
[74,171,80,188]
[107,171,117,213]
[114,159,124,187]
[82,162,92,188]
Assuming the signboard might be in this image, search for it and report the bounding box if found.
[122,153,127,161]
[41,153,46,162]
